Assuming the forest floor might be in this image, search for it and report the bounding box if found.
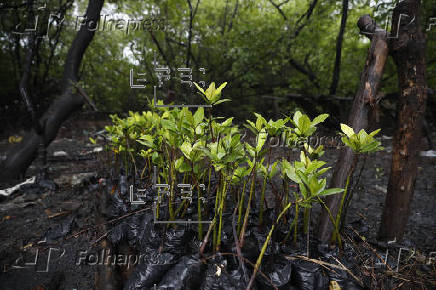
[0,113,435,289]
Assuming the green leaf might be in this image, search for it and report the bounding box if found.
[293,111,302,126]
[193,82,205,95]
[341,136,354,150]
[195,125,204,135]
[193,107,204,126]
[213,98,231,105]
[299,151,306,163]
[340,123,355,138]
[221,117,234,127]
[151,151,159,163]
[138,134,154,147]
[298,115,311,132]
[254,113,266,131]
[360,141,381,153]
[175,156,184,170]
[318,188,344,196]
[369,128,381,137]
[285,166,300,183]
[269,161,279,179]
[357,129,368,143]
[312,114,329,125]
[180,141,192,159]
[213,82,228,99]
[175,156,192,173]
[205,82,216,101]
[161,119,177,132]
[256,130,268,152]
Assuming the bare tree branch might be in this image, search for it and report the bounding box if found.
[268,0,287,20]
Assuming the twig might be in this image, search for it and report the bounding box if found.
[65,206,151,240]
[348,226,393,272]
[90,231,110,246]
[286,255,365,287]
[286,255,339,275]
[75,85,98,111]
[199,219,215,257]
[331,256,365,287]
[47,211,70,219]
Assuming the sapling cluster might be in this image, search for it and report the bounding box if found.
[105,81,382,264]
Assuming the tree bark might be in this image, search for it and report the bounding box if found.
[378,0,427,241]
[0,0,105,182]
[317,15,389,243]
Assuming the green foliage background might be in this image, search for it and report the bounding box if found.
[0,0,435,129]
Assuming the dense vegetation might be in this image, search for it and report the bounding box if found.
[105,82,382,264]
[1,0,435,130]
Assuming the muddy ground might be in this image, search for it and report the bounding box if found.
[0,114,435,289]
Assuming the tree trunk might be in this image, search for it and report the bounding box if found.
[378,0,427,242]
[329,0,349,95]
[0,0,105,182]
[317,15,389,243]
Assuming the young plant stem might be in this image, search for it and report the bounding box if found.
[175,199,189,217]
[216,177,228,251]
[206,166,212,216]
[212,174,222,251]
[306,208,310,257]
[237,179,248,235]
[259,147,272,227]
[125,133,138,186]
[140,161,147,180]
[156,172,161,219]
[283,180,289,208]
[247,202,293,290]
[293,201,299,244]
[239,166,256,247]
[199,219,216,258]
[331,174,350,246]
[190,162,203,240]
[208,108,215,141]
[207,166,212,197]
[316,196,340,246]
[258,174,268,227]
[343,156,366,219]
[197,183,203,240]
[281,199,299,245]
[303,207,310,235]
[169,148,175,221]
[332,154,357,246]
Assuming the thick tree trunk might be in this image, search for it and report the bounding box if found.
[317,15,389,243]
[378,0,427,241]
[0,0,105,182]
